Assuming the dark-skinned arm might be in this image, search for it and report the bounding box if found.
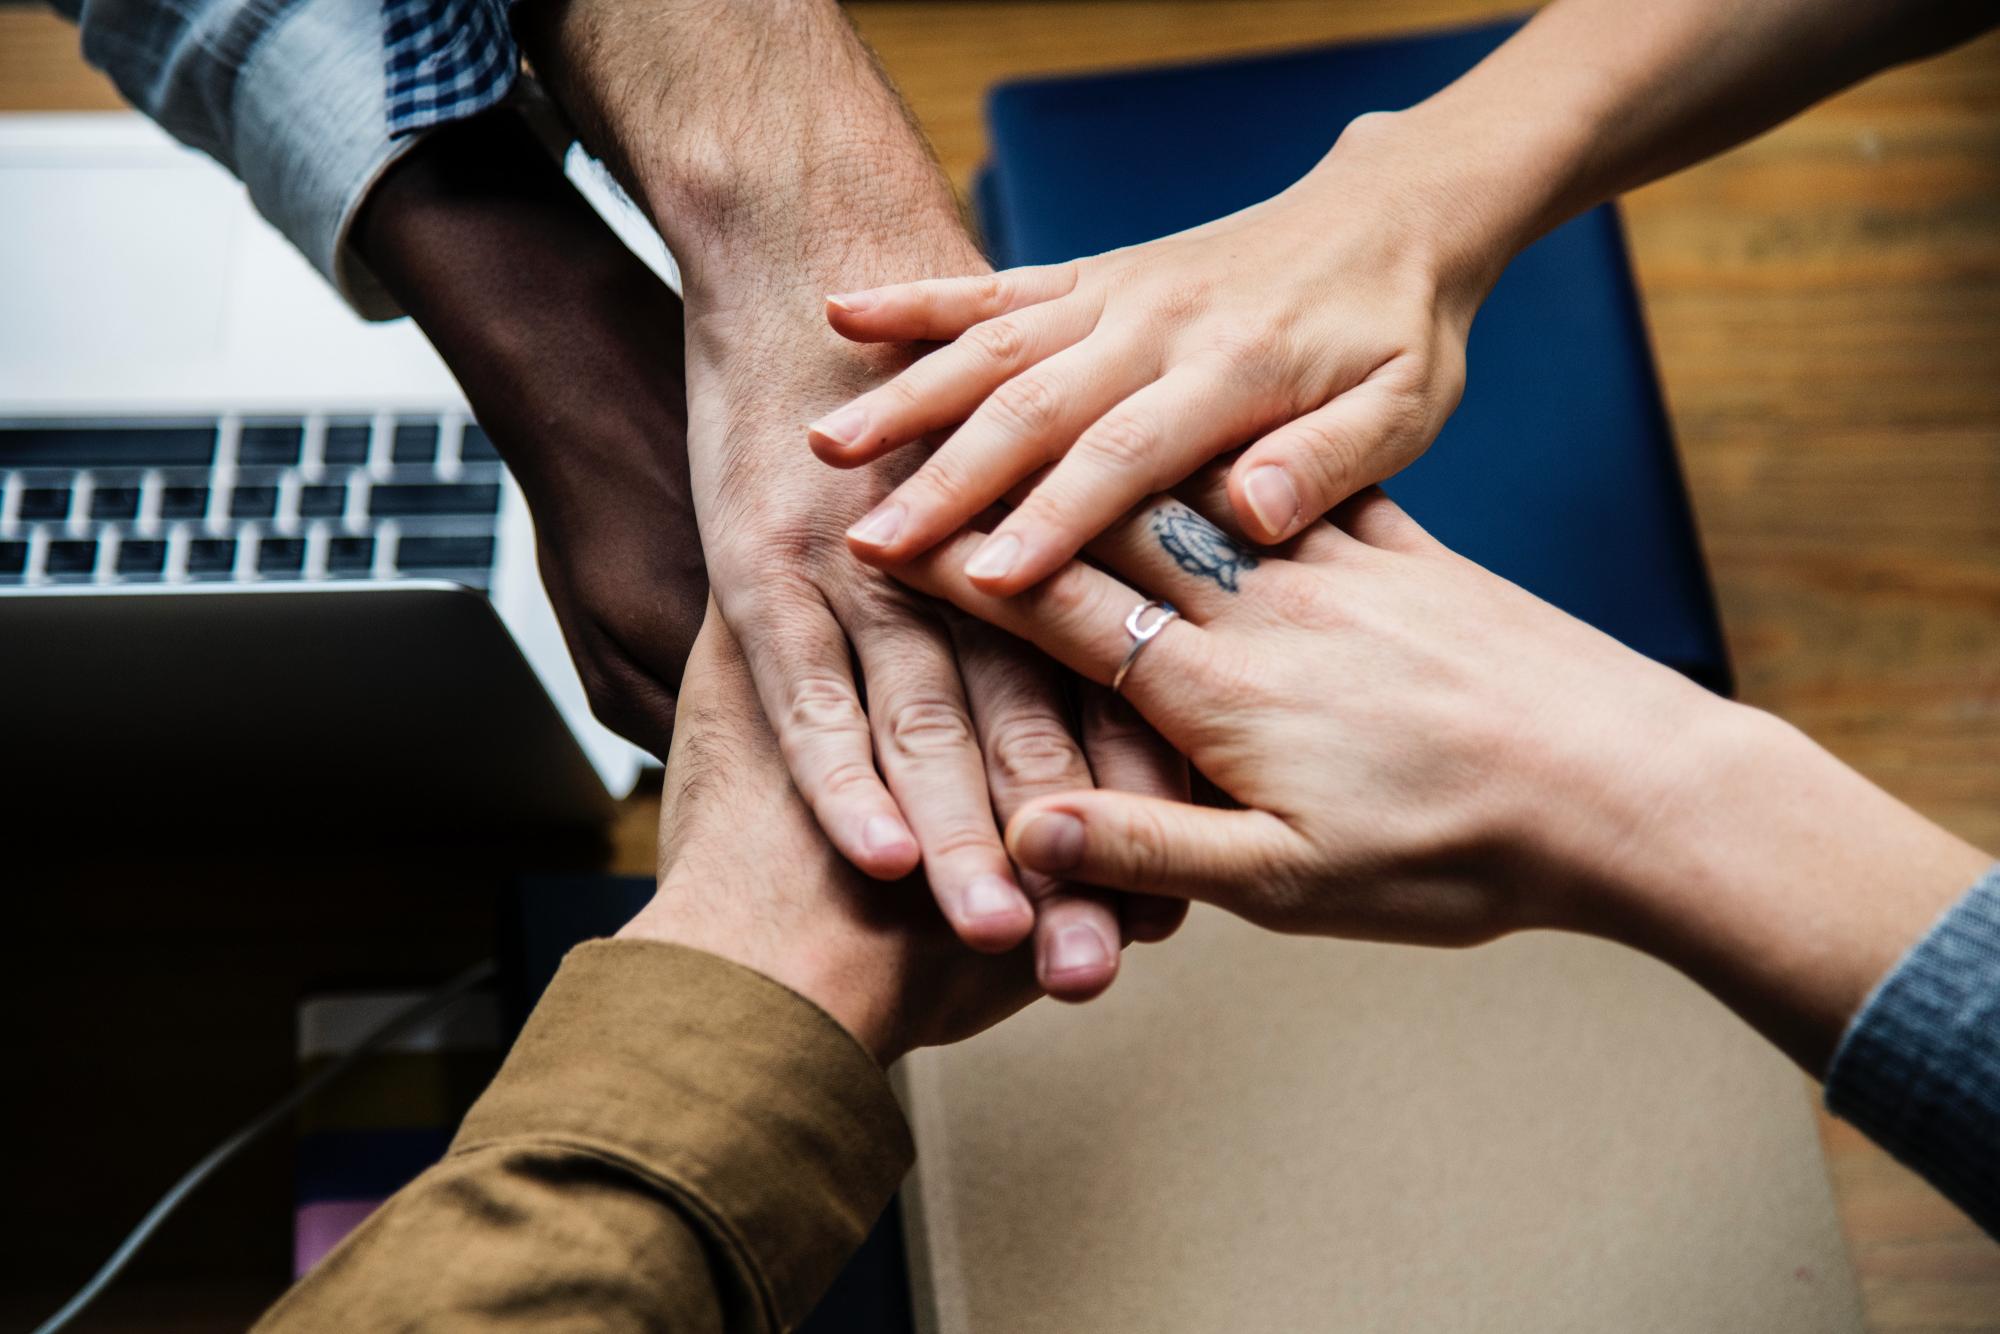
[354,108,706,756]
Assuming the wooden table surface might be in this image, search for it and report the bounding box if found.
[6,3,1997,1329]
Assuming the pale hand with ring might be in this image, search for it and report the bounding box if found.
[885,484,1993,1074]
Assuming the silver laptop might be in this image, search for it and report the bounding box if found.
[0,113,661,838]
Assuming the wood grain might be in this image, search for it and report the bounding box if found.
[4,4,1996,1329]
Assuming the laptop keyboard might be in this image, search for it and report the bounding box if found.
[0,414,502,590]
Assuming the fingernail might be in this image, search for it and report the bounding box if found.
[847,501,904,548]
[1243,465,1300,539]
[810,403,870,449]
[1048,924,1111,976]
[863,814,915,858]
[827,289,878,313]
[965,533,1021,582]
[963,873,1027,922]
[1014,810,1084,872]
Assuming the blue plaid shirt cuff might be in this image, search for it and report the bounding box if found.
[385,0,521,137]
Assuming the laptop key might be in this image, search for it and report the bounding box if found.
[45,539,98,582]
[322,419,372,464]
[185,538,238,579]
[18,487,71,521]
[395,535,496,571]
[367,483,501,518]
[238,420,304,465]
[90,485,142,521]
[0,423,215,468]
[326,536,375,575]
[0,541,26,579]
[458,423,500,462]
[229,485,279,520]
[298,483,348,518]
[257,537,306,576]
[159,484,209,520]
[116,540,167,579]
[392,419,440,465]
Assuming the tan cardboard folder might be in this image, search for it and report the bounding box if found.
[900,908,1862,1332]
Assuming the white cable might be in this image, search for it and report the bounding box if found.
[31,959,499,1334]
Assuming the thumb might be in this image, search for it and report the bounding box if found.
[1228,375,1436,544]
[1006,792,1305,912]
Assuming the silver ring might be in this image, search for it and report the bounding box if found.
[1111,600,1179,695]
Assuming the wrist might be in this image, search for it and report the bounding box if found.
[354,112,690,483]
[617,877,908,1064]
[673,192,988,325]
[1303,102,1583,312]
[1545,693,1991,1073]
[1545,693,1791,935]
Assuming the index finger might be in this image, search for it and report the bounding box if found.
[727,588,921,880]
[824,264,1078,343]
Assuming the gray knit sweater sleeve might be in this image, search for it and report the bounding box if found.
[1824,863,2000,1237]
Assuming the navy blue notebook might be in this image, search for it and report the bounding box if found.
[975,19,1731,693]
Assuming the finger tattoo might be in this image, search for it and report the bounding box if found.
[1149,504,1259,593]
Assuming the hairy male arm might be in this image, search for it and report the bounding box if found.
[515,0,980,302]
[508,0,1160,997]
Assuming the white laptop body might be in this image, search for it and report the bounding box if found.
[0,113,663,833]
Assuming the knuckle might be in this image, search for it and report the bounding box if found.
[876,372,924,415]
[1149,276,1212,323]
[968,272,1010,313]
[1173,650,1277,738]
[1420,347,1466,419]
[987,717,1084,790]
[1388,396,1432,458]
[1259,569,1333,628]
[967,317,1027,367]
[783,673,867,736]
[883,695,978,760]
[731,525,825,581]
[818,757,887,800]
[907,449,977,510]
[1086,710,1159,755]
[921,822,1005,863]
[1208,324,1272,373]
[1113,803,1176,889]
[1377,371,1436,449]
[1078,412,1156,475]
[1286,415,1365,497]
[1024,563,1099,625]
[989,373,1061,436]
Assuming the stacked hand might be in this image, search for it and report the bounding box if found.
[622,601,1050,1062]
[682,286,1187,999]
[503,0,1995,1051]
[886,482,1991,1071]
[364,106,1183,1001]
[812,113,1490,590]
[886,482,1699,945]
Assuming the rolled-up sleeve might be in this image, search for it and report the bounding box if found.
[47,0,513,317]
[254,940,915,1332]
[1825,862,2000,1238]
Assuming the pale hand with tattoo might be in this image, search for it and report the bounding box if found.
[891,488,1993,1074]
